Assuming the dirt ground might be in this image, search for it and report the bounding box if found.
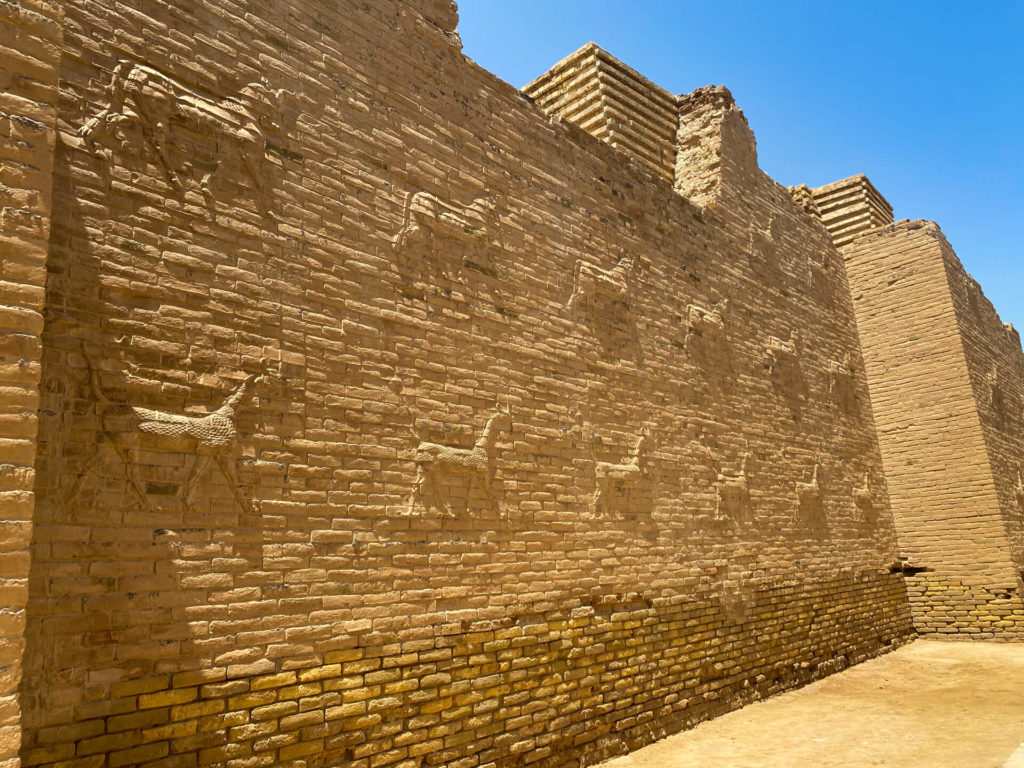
[597,640,1024,768]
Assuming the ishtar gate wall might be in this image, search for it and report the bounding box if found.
[0,2,1018,768]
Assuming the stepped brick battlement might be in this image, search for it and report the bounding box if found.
[1,2,1019,767]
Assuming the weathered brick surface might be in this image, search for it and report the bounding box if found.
[844,220,1024,638]
[0,1,63,765]
[10,1,915,765]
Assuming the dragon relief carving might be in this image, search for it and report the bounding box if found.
[796,461,825,525]
[829,352,859,413]
[79,61,290,216]
[69,349,271,513]
[715,451,751,524]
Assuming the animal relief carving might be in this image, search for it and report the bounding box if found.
[748,214,775,261]
[592,429,647,515]
[406,408,510,517]
[566,253,637,317]
[767,331,802,391]
[853,471,874,516]
[829,353,859,414]
[392,189,499,252]
[71,350,269,513]
[796,462,826,525]
[1014,467,1024,511]
[79,61,289,215]
[684,299,728,353]
[715,452,751,524]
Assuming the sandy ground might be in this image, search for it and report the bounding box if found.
[596,640,1024,768]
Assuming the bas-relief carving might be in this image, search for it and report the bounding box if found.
[714,451,751,524]
[829,352,859,414]
[767,330,802,392]
[796,461,826,525]
[591,428,647,515]
[1014,468,1024,511]
[391,189,499,253]
[987,366,1006,427]
[406,407,510,517]
[79,60,289,215]
[852,471,876,520]
[566,253,637,317]
[70,349,270,513]
[684,299,728,353]
[748,214,775,262]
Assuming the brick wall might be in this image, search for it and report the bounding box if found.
[0,1,62,765]
[844,220,1024,638]
[15,1,912,765]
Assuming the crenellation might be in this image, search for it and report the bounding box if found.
[2,2,1017,766]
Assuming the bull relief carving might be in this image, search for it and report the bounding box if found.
[987,366,1006,428]
[591,428,648,516]
[767,330,802,392]
[748,214,775,262]
[406,407,510,517]
[796,461,826,525]
[829,352,859,414]
[391,189,499,253]
[715,452,751,524]
[684,299,728,354]
[79,61,290,216]
[853,471,874,517]
[70,349,270,513]
[566,253,637,317]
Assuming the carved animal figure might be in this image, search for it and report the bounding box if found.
[71,351,266,512]
[566,254,637,315]
[79,61,287,212]
[829,352,858,411]
[768,331,802,385]
[592,431,646,514]
[715,452,750,522]
[748,214,775,260]
[407,409,510,516]
[853,471,873,514]
[796,462,824,520]
[391,190,497,251]
[1015,468,1024,510]
[685,299,728,348]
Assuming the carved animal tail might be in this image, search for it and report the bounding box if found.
[217,374,258,416]
[81,343,109,407]
[392,190,414,250]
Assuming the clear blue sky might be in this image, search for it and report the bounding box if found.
[458,1,1024,332]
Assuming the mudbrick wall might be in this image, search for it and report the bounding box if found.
[0,0,62,766]
[845,220,1024,639]
[8,0,918,766]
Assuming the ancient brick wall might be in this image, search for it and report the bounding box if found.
[844,220,1024,638]
[0,1,62,766]
[15,1,912,765]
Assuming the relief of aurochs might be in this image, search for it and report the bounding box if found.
[767,330,802,391]
[684,299,728,352]
[70,350,270,514]
[853,471,874,516]
[566,253,638,316]
[407,408,511,517]
[591,428,647,515]
[79,61,289,215]
[714,451,750,523]
[391,189,499,252]
[796,461,825,523]
[828,352,859,413]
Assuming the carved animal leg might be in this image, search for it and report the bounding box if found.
[64,437,110,504]
[182,454,213,511]
[240,144,273,217]
[593,483,603,517]
[108,442,153,512]
[480,469,499,516]
[407,465,425,515]
[216,454,252,514]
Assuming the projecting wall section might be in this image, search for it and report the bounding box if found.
[844,220,1024,638]
[0,2,62,766]
[19,1,911,766]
